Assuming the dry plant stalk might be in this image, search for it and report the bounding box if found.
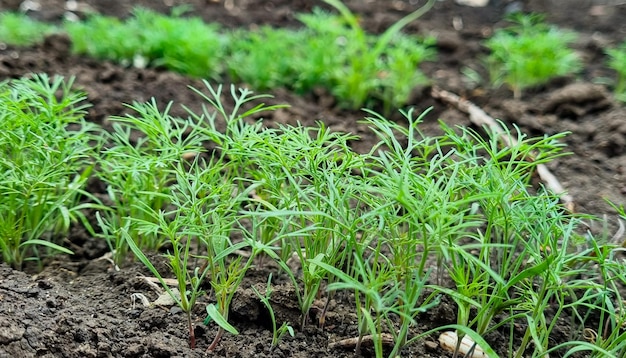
[328,333,395,350]
[431,86,575,212]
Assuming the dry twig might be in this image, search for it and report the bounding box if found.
[328,333,395,350]
[431,86,575,212]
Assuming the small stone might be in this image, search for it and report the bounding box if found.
[424,340,438,350]
[169,306,183,315]
[589,5,607,16]
[153,289,179,307]
[455,0,489,7]
[435,31,462,52]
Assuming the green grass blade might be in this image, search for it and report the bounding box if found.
[206,303,239,335]
[19,239,73,255]
[121,224,182,307]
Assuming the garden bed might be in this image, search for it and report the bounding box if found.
[1,1,626,357]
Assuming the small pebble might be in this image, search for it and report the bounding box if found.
[455,0,489,7]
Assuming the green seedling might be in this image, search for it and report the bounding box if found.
[195,173,259,351]
[65,15,140,64]
[292,9,346,94]
[184,81,288,181]
[227,27,309,91]
[352,108,481,356]
[241,122,372,329]
[425,124,573,357]
[228,3,435,111]
[532,238,625,357]
[112,158,255,350]
[316,0,436,111]
[511,219,626,358]
[397,120,626,357]
[275,127,366,329]
[251,274,296,351]
[170,159,282,351]
[375,34,435,113]
[484,12,581,98]
[184,82,299,270]
[0,74,101,269]
[564,202,626,357]
[0,12,57,45]
[0,5,434,109]
[118,209,205,349]
[131,7,226,78]
[361,109,486,356]
[311,244,439,358]
[96,98,208,264]
[361,108,486,281]
[312,250,397,358]
[101,82,285,350]
[606,42,626,102]
[67,7,226,78]
[184,83,292,269]
[188,82,374,332]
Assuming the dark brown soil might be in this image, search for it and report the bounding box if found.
[1,1,626,357]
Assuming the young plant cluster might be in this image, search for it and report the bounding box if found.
[483,13,626,103]
[0,2,435,111]
[606,41,626,102]
[66,6,227,79]
[6,4,626,106]
[483,13,581,98]
[0,12,56,46]
[2,74,624,357]
[0,74,100,269]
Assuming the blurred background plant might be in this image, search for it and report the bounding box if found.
[605,41,626,102]
[66,7,226,79]
[0,12,56,45]
[0,3,435,112]
[484,12,581,98]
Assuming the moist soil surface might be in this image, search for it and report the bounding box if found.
[1,1,626,357]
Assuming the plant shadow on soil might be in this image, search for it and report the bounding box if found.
[1,0,626,357]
